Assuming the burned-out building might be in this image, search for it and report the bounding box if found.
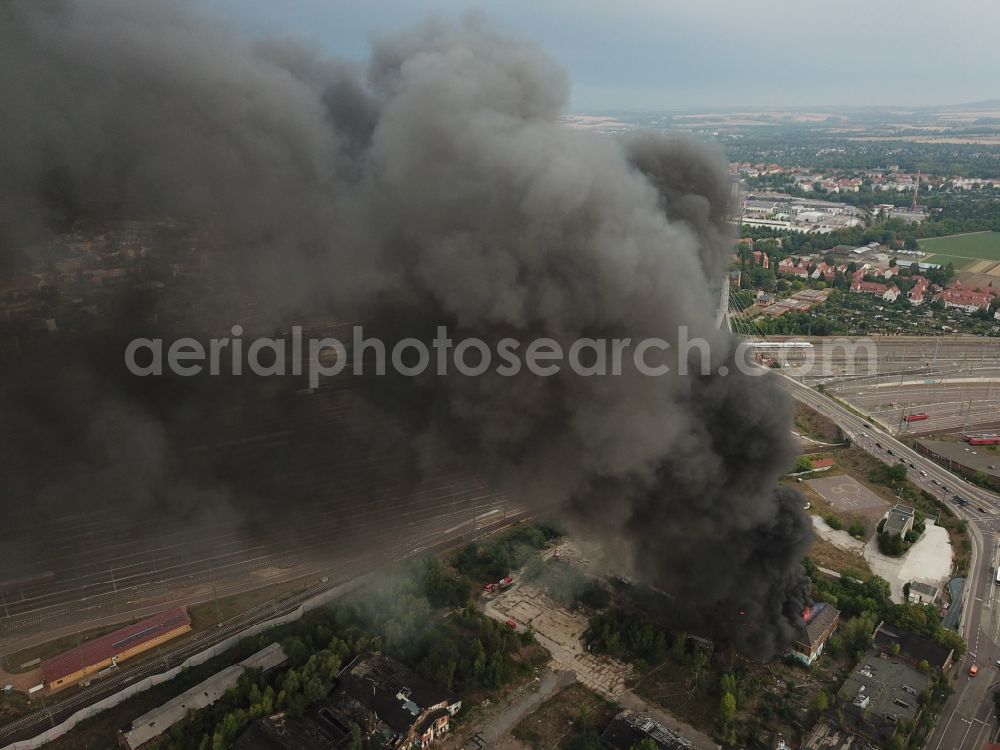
[601,711,695,750]
[234,654,460,750]
[787,602,840,666]
[334,654,461,750]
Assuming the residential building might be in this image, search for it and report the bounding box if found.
[908,276,929,305]
[934,282,995,313]
[777,256,813,279]
[851,280,888,296]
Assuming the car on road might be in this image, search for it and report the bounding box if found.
[970,664,979,677]
[909,463,916,469]
[932,479,940,485]
[875,442,882,449]
[920,470,928,477]
[864,423,873,429]
[887,449,895,456]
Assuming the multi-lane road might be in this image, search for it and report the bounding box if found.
[778,373,1000,749]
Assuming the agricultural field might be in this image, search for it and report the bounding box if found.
[918,231,1000,271]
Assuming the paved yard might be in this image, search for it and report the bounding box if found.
[484,583,630,697]
[807,475,888,518]
[481,579,718,749]
[864,524,953,602]
[810,515,866,555]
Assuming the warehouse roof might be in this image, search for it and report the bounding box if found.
[873,621,953,669]
[917,439,1000,483]
[42,607,190,684]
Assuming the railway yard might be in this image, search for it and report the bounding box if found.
[0,380,520,742]
[3,334,1000,749]
[761,335,1000,434]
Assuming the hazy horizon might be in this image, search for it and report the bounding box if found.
[209,0,999,112]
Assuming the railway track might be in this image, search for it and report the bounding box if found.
[0,510,535,746]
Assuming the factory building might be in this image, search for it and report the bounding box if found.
[788,602,840,666]
[41,607,191,692]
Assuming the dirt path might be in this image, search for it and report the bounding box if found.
[456,669,577,748]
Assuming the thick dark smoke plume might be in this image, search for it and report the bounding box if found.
[0,1,812,655]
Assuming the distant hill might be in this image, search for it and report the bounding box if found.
[938,99,1000,112]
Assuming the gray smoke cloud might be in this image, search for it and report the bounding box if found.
[0,1,812,655]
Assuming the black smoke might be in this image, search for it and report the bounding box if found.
[0,1,812,655]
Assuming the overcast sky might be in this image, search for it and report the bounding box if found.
[209,0,1000,112]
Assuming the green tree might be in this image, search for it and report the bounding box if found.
[718,692,737,726]
[794,456,814,473]
[720,672,737,701]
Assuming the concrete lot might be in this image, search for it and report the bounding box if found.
[483,582,631,697]
[864,524,953,602]
[807,475,889,518]
[810,516,866,555]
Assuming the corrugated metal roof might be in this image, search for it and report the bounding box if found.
[42,607,190,683]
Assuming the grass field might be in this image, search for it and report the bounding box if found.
[918,231,1000,270]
